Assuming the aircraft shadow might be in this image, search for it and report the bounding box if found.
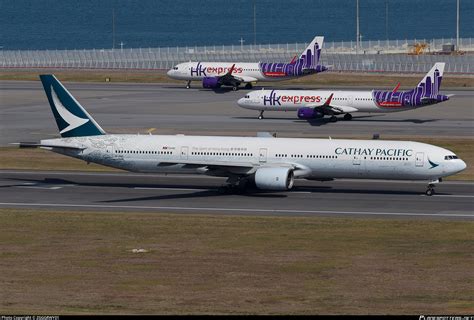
[102,190,287,203]
[351,118,440,124]
[6,177,427,198]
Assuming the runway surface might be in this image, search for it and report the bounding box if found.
[1,170,473,220]
[1,81,473,146]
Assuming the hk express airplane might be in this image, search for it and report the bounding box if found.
[166,36,327,90]
[238,63,450,120]
[18,75,465,196]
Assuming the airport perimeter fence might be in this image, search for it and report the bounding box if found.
[1,38,473,74]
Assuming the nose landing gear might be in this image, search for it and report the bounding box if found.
[425,184,435,196]
[425,178,441,196]
[258,111,264,120]
[186,80,191,89]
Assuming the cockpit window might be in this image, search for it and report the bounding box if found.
[245,95,250,98]
[173,67,178,70]
[444,155,459,160]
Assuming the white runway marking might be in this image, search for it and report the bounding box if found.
[134,187,207,191]
[17,186,62,190]
[0,202,472,218]
[421,194,474,198]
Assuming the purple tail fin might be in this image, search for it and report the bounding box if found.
[298,36,324,69]
[416,62,445,97]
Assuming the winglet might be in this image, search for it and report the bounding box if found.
[392,82,401,93]
[226,64,236,75]
[323,93,334,106]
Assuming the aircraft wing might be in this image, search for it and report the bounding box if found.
[215,65,257,86]
[305,94,358,114]
[159,159,310,176]
[305,103,357,113]
[322,104,358,113]
[233,75,258,83]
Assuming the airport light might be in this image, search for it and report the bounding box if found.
[112,8,116,49]
[456,0,460,50]
[253,0,257,45]
[239,37,245,52]
[356,0,360,53]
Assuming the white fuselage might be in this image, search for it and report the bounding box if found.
[238,89,416,113]
[167,62,293,83]
[41,135,465,182]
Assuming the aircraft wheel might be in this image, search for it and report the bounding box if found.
[258,111,264,120]
[344,113,353,121]
[232,85,239,91]
[186,85,190,89]
[425,188,435,196]
[330,116,338,122]
[245,83,253,89]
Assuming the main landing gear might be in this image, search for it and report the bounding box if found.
[245,83,253,89]
[258,111,264,120]
[218,176,249,194]
[425,178,441,196]
[186,80,191,89]
[232,84,239,91]
[329,114,352,122]
[343,113,353,121]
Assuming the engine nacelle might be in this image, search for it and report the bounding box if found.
[254,167,294,191]
[297,107,323,119]
[202,77,221,88]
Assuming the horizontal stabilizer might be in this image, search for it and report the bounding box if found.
[10,142,85,150]
[257,132,276,138]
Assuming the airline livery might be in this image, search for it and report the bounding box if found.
[238,63,450,120]
[18,75,466,196]
[167,36,327,90]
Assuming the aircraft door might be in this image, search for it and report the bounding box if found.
[347,95,355,107]
[352,155,366,175]
[352,155,361,165]
[415,152,424,167]
[180,146,189,160]
[259,148,267,163]
[251,92,260,104]
[106,145,119,158]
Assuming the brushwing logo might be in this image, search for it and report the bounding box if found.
[428,158,439,169]
[51,85,89,134]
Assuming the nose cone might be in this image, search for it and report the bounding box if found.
[448,159,467,176]
[237,97,246,106]
[166,69,173,78]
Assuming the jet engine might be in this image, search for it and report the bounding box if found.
[297,107,324,119]
[202,77,221,89]
[254,167,294,190]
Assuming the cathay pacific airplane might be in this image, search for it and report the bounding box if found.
[238,63,450,120]
[166,36,327,90]
[17,75,466,196]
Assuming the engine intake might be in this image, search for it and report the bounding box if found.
[254,167,294,191]
[297,107,323,119]
[202,77,221,88]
